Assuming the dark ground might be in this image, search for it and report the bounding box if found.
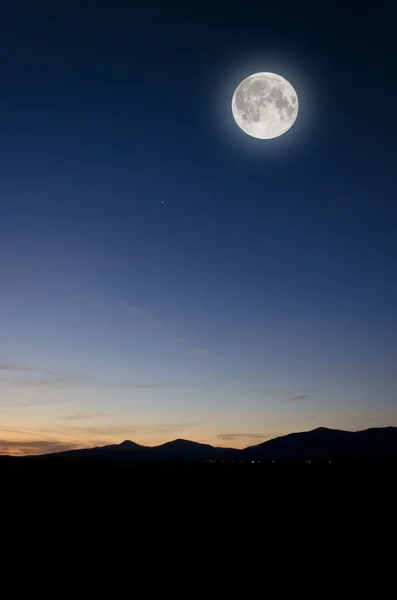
[1,458,394,568]
[2,457,395,508]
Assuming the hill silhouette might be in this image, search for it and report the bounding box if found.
[11,426,397,462]
[240,427,397,461]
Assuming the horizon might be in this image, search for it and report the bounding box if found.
[2,425,396,458]
[0,3,396,457]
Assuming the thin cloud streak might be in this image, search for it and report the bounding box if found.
[0,363,79,390]
[0,439,81,456]
[0,428,48,436]
[2,371,176,392]
[57,413,114,421]
[217,432,280,442]
[0,398,76,408]
[287,394,312,401]
[9,376,63,388]
[56,422,199,437]
[0,363,54,376]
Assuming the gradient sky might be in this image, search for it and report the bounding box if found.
[1,1,396,455]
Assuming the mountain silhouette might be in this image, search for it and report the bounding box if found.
[150,439,235,460]
[19,426,397,462]
[34,437,235,461]
[38,440,150,460]
[240,427,397,461]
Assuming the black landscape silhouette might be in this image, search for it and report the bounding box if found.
[2,426,397,462]
[3,427,396,521]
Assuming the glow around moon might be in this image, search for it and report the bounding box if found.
[231,72,298,139]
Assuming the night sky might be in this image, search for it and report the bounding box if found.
[1,1,396,455]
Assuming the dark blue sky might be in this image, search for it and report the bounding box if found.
[0,1,396,454]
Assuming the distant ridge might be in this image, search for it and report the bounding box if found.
[151,438,236,460]
[8,426,397,462]
[240,426,397,461]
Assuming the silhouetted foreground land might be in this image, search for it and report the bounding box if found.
[3,425,397,520]
[3,427,397,528]
[2,456,395,500]
[2,424,397,499]
[2,457,395,542]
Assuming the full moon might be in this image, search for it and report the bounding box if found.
[231,72,298,139]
